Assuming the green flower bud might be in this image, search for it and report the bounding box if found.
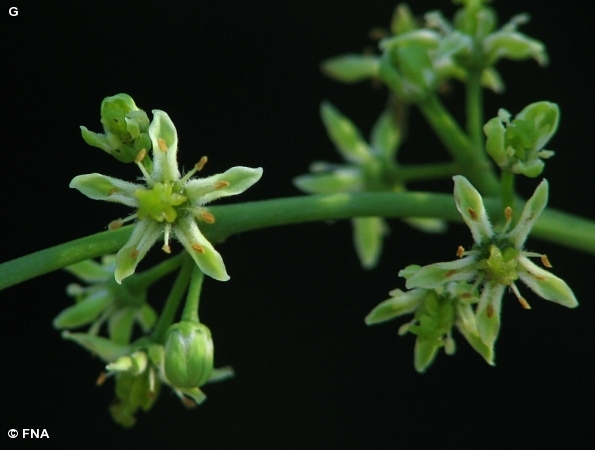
[110,370,160,428]
[53,291,111,329]
[164,322,214,389]
[320,54,380,84]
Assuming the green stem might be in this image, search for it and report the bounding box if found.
[1,193,594,291]
[150,254,193,344]
[466,69,484,150]
[500,170,515,214]
[394,162,459,183]
[181,266,204,324]
[417,94,499,195]
[129,253,184,291]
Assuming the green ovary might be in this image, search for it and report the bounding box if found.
[477,244,520,285]
[135,182,187,223]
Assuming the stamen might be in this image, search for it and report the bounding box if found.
[108,214,137,231]
[162,224,172,253]
[200,210,215,224]
[181,396,197,409]
[510,283,532,309]
[456,246,465,258]
[467,207,478,220]
[191,243,205,253]
[214,180,230,189]
[541,254,553,268]
[135,150,153,183]
[196,156,208,171]
[157,138,168,152]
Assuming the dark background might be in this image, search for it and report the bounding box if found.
[3,1,594,448]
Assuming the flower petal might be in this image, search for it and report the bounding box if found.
[364,288,426,325]
[175,215,229,281]
[414,338,442,374]
[517,256,578,308]
[149,110,180,182]
[114,219,162,284]
[508,179,548,248]
[70,173,140,207]
[453,175,493,244]
[353,217,387,269]
[475,282,506,349]
[405,256,477,289]
[185,167,263,205]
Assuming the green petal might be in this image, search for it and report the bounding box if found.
[53,290,112,329]
[353,217,387,269]
[484,31,548,66]
[320,54,380,83]
[185,166,263,205]
[61,331,132,363]
[402,217,447,234]
[108,307,136,345]
[70,173,140,207]
[149,110,180,182]
[518,257,578,308]
[405,257,477,289]
[293,168,363,194]
[508,179,548,248]
[136,304,158,332]
[80,126,114,153]
[364,288,425,325]
[320,102,372,164]
[475,283,505,349]
[370,110,401,161]
[175,215,229,281]
[453,175,493,244]
[414,338,442,373]
[457,327,495,366]
[115,220,162,284]
[64,259,110,282]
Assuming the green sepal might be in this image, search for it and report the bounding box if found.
[293,169,363,194]
[364,288,425,325]
[405,256,477,289]
[390,3,417,35]
[64,258,111,283]
[508,179,548,248]
[80,126,113,153]
[136,304,158,333]
[149,109,180,182]
[69,173,139,208]
[320,54,380,83]
[352,217,386,269]
[53,291,111,329]
[185,167,263,205]
[108,306,136,345]
[484,116,507,166]
[106,351,149,376]
[370,110,401,161]
[414,338,442,373]
[320,102,372,164]
[453,175,493,244]
[517,257,578,308]
[484,31,548,66]
[475,283,505,348]
[164,322,214,389]
[61,331,132,362]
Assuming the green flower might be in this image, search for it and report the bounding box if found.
[71,107,263,283]
[293,102,445,269]
[53,255,157,345]
[404,176,577,349]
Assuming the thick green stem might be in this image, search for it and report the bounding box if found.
[417,94,499,195]
[151,254,193,344]
[181,266,204,324]
[466,69,484,150]
[1,193,594,291]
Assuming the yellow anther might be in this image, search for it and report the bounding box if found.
[162,244,171,254]
[504,206,512,221]
[541,254,553,268]
[191,243,205,253]
[456,246,465,258]
[214,180,230,189]
[157,138,168,152]
[200,210,215,224]
[108,219,123,231]
[518,297,532,310]
[96,372,107,386]
[135,148,147,163]
[196,156,208,171]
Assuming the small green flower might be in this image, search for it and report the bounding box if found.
[293,102,445,269]
[53,255,157,344]
[71,105,263,283]
[405,176,578,349]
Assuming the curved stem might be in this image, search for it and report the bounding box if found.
[466,69,484,151]
[181,266,204,324]
[500,170,516,215]
[1,193,594,291]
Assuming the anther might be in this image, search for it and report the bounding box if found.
[135,148,147,163]
[196,156,208,171]
[504,206,512,221]
[510,283,531,309]
[518,297,532,309]
[214,180,230,189]
[96,372,107,386]
[456,246,465,258]
[191,243,205,253]
[468,207,478,220]
[162,244,171,254]
[157,138,168,152]
[108,219,123,231]
[200,210,215,224]
[541,254,553,268]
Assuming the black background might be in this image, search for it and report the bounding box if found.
[3,1,594,448]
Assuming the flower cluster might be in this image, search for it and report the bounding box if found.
[71,107,262,283]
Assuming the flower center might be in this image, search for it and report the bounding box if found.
[135,182,187,223]
[475,244,520,285]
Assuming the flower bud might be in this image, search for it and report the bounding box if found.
[164,322,214,389]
